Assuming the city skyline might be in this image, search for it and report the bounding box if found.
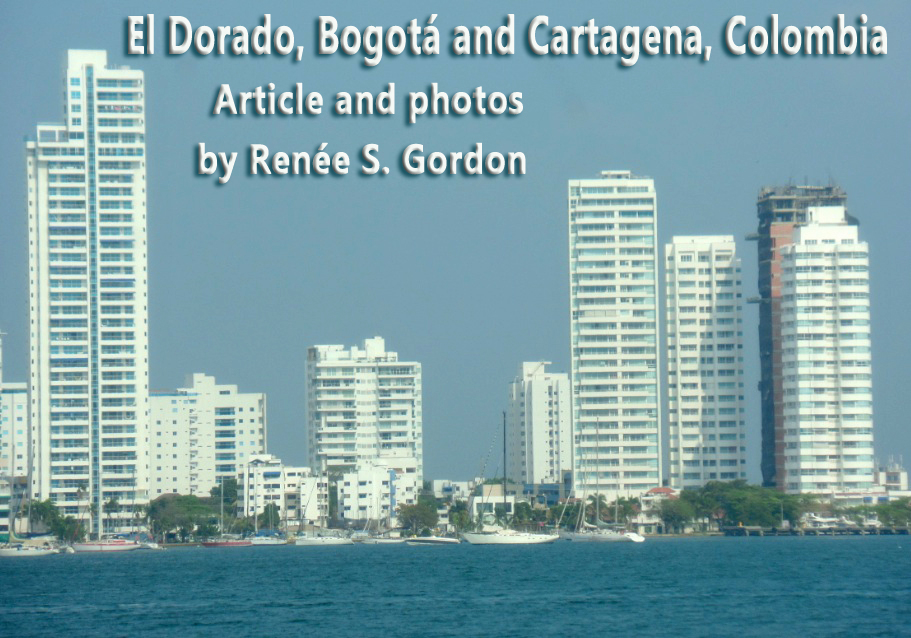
[1,1,909,482]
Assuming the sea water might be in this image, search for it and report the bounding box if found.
[1,536,909,637]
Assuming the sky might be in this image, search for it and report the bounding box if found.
[1,1,909,482]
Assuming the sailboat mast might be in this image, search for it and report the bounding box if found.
[502,411,507,522]
[220,480,224,535]
[595,419,600,525]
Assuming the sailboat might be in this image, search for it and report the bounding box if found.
[560,520,645,543]
[405,536,460,545]
[291,473,353,546]
[558,424,644,543]
[72,536,144,552]
[0,544,59,557]
[461,412,559,546]
[201,481,251,548]
[294,533,354,546]
[71,490,142,552]
[0,483,59,557]
[249,479,286,545]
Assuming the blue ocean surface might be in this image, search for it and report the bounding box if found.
[1,536,909,637]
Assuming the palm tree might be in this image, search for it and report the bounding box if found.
[103,497,121,534]
[611,496,640,525]
[585,494,609,523]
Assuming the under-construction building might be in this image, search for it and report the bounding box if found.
[749,184,854,488]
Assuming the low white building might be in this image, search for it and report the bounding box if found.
[875,460,908,492]
[431,479,474,502]
[634,486,680,534]
[1,383,28,483]
[150,373,267,497]
[236,454,328,530]
[1,376,29,539]
[467,484,519,521]
[338,462,419,527]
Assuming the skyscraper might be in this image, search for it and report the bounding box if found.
[779,206,875,493]
[26,50,149,534]
[306,337,423,483]
[665,236,746,489]
[752,184,848,488]
[568,171,661,500]
[506,362,571,485]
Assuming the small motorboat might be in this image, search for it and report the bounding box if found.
[405,536,461,546]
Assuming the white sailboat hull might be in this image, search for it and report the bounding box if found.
[462,530,559,545]
[405,536,460,545]
[72,540,143,552]
[294,536,353,546]
[560,530,645,543]
[0,545,59,557]
[249,537,287,546]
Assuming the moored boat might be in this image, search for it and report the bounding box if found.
[560,528,645,543]
[461,528,559,545]
[249,536,287,546]
[405,536,461,546]
[462,412,560,546]
[201,537,252,548]
[294,534,353,546]
[0,544,59,557]
[406,536,460,546]
[356,536,406,545]
[202,481,251,547]
[72,537,143,552]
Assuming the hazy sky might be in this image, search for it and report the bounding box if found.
[1,1,909,481]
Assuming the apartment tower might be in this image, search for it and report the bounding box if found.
[665,236,747,489]
[506,362,571,485]
[27,50,149,534]
[306,337,423,483]
[779,206,875,493]
[751,184,848,488]
[568,171,661,500]
[150,373,267,497]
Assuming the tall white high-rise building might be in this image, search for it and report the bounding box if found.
[506,362,571,485]
[779,206,875,493]
[306,337,422,483]
[665,236,746,489]
[568,171,661,500]
[26,50,149,534]
[150,373,267,497]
